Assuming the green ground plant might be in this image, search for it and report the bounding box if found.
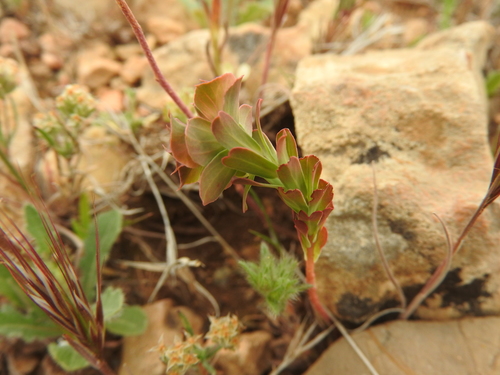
[0,197,147,372]
[155,314,241,375]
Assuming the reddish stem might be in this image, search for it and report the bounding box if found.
[306,246,331,322]
[115,0,194,119]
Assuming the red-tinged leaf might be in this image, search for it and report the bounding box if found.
[313,227,328,261]
[177,164,203,186]
[309,181,334,213]
[300,156,322,197]
[238,104,253,135]
[199,150,236,205]
[223,77,243,119]
[277,157,305,192]
[276,129,298,165]
[194,73,237,121]
[241,184,252,212]
[212,112,261,151]
[222,147,278,179]
[298,209,332,230]
[186,117,224,166]
[277,156,322,198]
[277,187,308,213]
[294,219,308,236]
[170,119,198,168]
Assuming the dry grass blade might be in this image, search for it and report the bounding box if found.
[144,154,240,261]
[270,321,335,375]
[117,258,220,316]
[0,203,114,375]
[400,213,452,320]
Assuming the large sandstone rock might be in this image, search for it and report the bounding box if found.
[305,316,500,375]
[290,21,500,323]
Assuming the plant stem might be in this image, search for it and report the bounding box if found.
[305,246,330,322]
[95,359,116,375]
[400,200,487,320]
[114,0,193,119]
[260,0,289,96]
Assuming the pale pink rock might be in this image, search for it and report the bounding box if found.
[214,331,273,375]
[96,87,124,112]
[115,43,143,60]
[146,17,186,45]
[403,18,430,45]
[77,57,122,89]
[121,54,148,85]
[291,21,499,323]
[306,317,500,375]
[0,18,30,44]
[41,52,63,70]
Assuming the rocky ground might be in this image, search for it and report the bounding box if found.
[1,0,500,374]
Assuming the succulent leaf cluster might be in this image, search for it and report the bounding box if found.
[167,73,334,261]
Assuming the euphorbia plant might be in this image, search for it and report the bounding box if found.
[166,73,333,321]
[115,0,333,320]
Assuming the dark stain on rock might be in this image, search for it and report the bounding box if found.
[354,145,390,164]
[227,32,266,64]
[436,268,491,314]
[336,293,378,321]
[388,219,416,241]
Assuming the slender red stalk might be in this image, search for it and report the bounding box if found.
[261,0,290,94]
[306,246,330,322]
[114,0,194,119]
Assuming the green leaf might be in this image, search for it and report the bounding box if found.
[80,210,123,301]
[48,341,89,372]
[237,0,273,24]
[0,305,62,341]
[0,265,32,309]
[194,73,237,121]
[212,112,261,151]
[486,71,500,97]
[24,204,54,257]
[178,164,203,186]
[252,100,278,164]
[222,148,278,180]
[186,117,224,166]
[199,150,236,205]
[222,76,243,119]
[101,287,125,321]
[71,193,91,239]
[106,306,148,336]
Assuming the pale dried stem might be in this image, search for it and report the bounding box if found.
[146,158,240,261]
[270,321,335,375]
[401,213,460,320]
[126,130,178,303]
[114,0,193,119]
